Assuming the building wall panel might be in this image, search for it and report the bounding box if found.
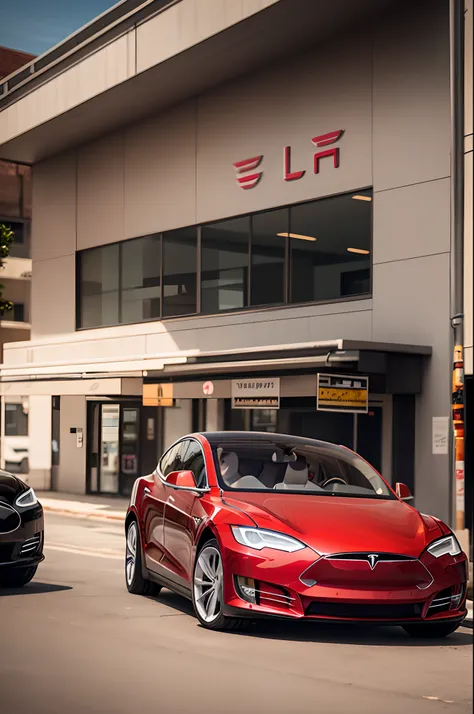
[31,255,76,338]
[77,132,125,250]
[373,0,450,191]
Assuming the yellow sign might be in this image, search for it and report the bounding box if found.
[317,374,369,414]
[318,387,368,409]
[142,383,174,407]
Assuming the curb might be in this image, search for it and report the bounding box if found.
[464,601,473,629]
[42,503,126,523]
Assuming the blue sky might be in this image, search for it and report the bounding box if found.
[0,0,119,56]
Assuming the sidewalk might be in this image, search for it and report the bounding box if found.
[37,491,127,522]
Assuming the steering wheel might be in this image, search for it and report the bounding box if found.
[322,477,347,488]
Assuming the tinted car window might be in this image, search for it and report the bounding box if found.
[212,439,393,499]
[159,444,181,477]
[180,440,207,488]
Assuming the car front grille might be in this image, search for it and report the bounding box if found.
[300,552,433,590]
[19,533,42,558]
[306,600,424,620]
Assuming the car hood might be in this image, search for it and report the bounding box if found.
[227,492,443,557]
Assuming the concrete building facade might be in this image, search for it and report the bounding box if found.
[0,0,471,535]
[0,45,34,473]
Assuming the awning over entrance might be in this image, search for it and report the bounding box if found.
[0,338,432,386]
[0,339,431,398]
[0,377,143,397]
[144,339,432,397]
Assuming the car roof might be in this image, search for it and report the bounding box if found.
[198,431,342,450]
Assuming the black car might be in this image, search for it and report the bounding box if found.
[0,471,44,587]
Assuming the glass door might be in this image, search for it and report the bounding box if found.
[119,406,140,497]
[100,404,120,494]
[87,401,142,496]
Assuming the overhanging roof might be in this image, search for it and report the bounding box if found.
[0,0,397,164]
[0,339,431,383]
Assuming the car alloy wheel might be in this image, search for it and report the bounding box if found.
[125,518,161,596]
[125,521,138,587]
[194,545,224,623]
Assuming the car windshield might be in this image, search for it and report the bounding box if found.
[212,438,393,499]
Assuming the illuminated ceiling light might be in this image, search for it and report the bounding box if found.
[347,247,370,255]
[352,195,372,201]
[277,232,317,242]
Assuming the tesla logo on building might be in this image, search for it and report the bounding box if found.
[367,554,379,570]
[234,130,344,189]
[233,155,264,190]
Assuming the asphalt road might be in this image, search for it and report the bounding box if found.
[0,513,472,714]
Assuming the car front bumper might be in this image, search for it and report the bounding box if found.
[219,530,469,625]
[0,505,44,569]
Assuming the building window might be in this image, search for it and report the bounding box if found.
[121,234,161,324]
[0,219,30,259]
[201,216,250,314]
[162,227,197,317]
[79,244,120,328]
[5,402,28,437]
[0,303,25,322]
[251,208,288,307]
[76,189,372,329]
[290,189,372,304]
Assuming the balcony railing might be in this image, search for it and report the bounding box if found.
[0,0,181,111]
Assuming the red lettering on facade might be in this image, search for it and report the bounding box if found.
[234,130,343,188]
[283,145,305,181]
[233,155,263,189]
[311,130,343,174]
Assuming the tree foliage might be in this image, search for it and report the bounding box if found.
[0,223,14,313]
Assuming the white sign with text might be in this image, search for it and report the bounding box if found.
[231,378,280,409]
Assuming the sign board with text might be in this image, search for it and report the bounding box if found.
[232,378,280,409]
[317,374,368,414]
[142,383,174,407]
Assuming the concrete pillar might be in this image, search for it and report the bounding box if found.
[163,400,192,449]
[206,399,223,432]
[28,395,52,490]
[57,396,87,494]
[464,0,473,377]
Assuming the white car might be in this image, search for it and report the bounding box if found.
[2,437,29,474]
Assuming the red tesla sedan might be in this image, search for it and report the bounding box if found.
[125,432,468,636]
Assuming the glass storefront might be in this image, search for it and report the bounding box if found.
[76,188,372,329]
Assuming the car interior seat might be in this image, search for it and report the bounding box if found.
[274,456,323,490]
[218,450,241,486]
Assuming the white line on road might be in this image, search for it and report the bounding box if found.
[45,544,124,560]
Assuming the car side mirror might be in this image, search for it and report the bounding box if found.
[395,482,413,501]
[167,470,197,489]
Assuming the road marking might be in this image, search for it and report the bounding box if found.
[45,544,123,560]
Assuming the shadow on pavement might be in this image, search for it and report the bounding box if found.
[231,619,474,647]
[0,582,73,597]
[154,590,473,646]
[147,588,195,616]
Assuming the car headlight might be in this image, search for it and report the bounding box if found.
[231,526,305,553]
[426,534,462,558]
[15,487,38,509]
